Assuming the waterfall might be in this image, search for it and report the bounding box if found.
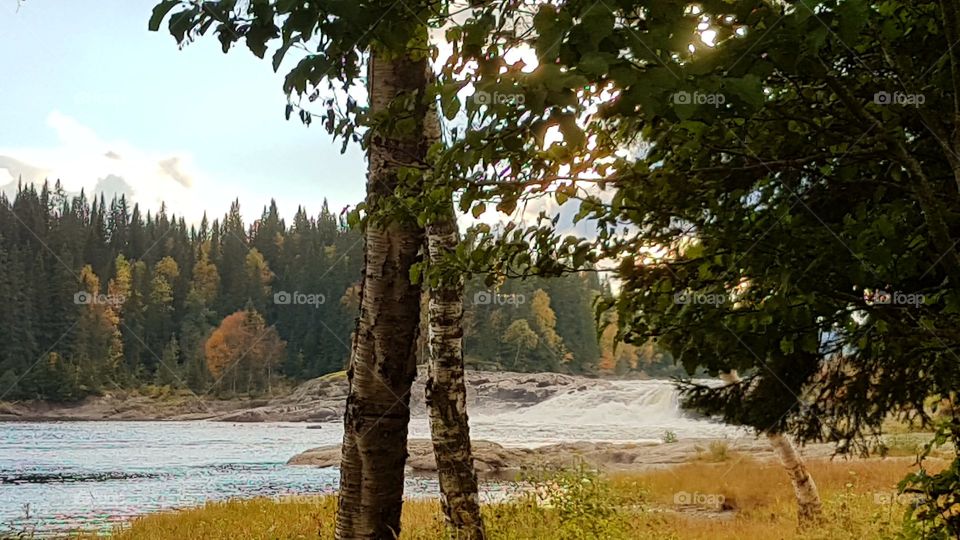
[466,379,744,445]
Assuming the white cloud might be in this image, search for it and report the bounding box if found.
[0,111,214,220]
[157,157,194,188]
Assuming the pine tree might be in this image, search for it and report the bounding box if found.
[156,337,181,388]
[0,186,604,402]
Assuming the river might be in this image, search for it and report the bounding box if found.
[1,379,742,536]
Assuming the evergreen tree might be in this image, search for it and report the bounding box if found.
[0,188,603,400]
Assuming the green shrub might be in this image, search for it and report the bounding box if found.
[516,464,633,539]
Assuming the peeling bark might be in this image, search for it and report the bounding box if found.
[719,371,823,527]
[335,49,430,540]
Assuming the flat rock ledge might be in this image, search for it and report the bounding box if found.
[287,438,835,474]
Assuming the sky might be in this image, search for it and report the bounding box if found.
[0,0,367,222]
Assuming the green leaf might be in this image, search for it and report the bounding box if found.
[409,263,423,284]
[149,1,179,32]
[673,102,697,121]
[577,52,611,77]
[471,203,486,219]
[804,25,829,54]
[168,7,199,44]
[273,41,293,72]
[724,75,764,109]
[558,115,586,148]
[795,0,825,21]
[837,0,869,44]
[442,96,461,121]
[581,7,615,44]
[245,23,276,59]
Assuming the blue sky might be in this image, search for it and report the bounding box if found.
[0,0,366,222]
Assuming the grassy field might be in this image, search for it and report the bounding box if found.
[90,456,944,540]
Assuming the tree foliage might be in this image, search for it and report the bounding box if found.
[427,1,960,534]
[432,0,960,446]
[0,185,361,400]
[205,307,285,395]
[0,184,609,400]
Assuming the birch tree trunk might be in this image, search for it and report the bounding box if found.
[335,49,430,540]
[719,371,823,527]
[425,214,486,539]
[422,80,486,540]
[766,432,823,526]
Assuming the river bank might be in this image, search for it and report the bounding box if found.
[0,370,628,423]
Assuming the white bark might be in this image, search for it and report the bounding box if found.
[335,49,428,540]
[423,83,486,540]
[720,371,823,526]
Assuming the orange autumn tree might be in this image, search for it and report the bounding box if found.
[204,307,285,395]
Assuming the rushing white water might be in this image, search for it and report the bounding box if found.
[464,379,744,445]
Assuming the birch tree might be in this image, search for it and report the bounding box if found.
[720,371,822,526]
[149,2,484,537]
[422,96,487,539]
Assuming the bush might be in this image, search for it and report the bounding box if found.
[518,464,633,539]
[897,424,960,539]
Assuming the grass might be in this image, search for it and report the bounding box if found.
[76,456,947,540]
[317,370,347,382]
[691,440,734,463]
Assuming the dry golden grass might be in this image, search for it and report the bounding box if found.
[611,456,948,540]
[88,457,948,540]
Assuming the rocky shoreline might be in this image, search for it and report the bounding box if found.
[0,370,617,423]
[1,368,879,476]
[287,437,839,474]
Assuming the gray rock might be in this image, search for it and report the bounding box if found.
[286,437,827,474]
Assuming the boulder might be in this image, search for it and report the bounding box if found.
[288,439,532,473]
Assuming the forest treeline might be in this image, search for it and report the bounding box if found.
[0,182,672,401]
